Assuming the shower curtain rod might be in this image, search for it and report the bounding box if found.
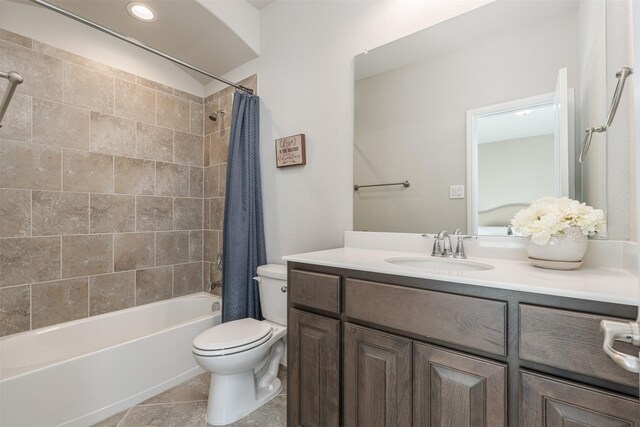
[29,0,254,95]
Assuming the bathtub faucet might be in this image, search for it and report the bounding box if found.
[210,280,222,292]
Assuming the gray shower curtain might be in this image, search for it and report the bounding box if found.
[221,91,266,323]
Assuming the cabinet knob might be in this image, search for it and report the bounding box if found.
[281,286,287,293]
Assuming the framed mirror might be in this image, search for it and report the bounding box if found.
[353,0,608,236]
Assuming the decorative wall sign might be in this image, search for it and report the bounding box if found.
[275,134,306,168]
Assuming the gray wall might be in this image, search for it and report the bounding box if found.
[604,0,636,240]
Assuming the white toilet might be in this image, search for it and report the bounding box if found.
[192,264,288,426]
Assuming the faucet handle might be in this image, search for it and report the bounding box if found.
[432,236,443,256]
[423,234,443,256]
[453,235,476,259]
[454,238,466,259]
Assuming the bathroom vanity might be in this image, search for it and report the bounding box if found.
[284,235,639,426]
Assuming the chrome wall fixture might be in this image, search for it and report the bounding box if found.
[579,67,633,163]
[0,71,24,128]
[209,110,225,122]
[28,0,254,95]
[354,180,411,191]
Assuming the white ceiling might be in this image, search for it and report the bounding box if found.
[46,0,266,85]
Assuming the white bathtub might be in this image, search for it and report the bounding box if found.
[0,292,220,427]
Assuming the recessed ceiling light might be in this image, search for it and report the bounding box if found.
[515,109,533,117]
[127,2,157,22]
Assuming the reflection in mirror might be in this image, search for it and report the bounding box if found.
[474,103,557,236]
[468,75,574,236]
[353,0,608,236]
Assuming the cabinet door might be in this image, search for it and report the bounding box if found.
[288,308,340,427]
[343,323,412,427]
[413,342,507,427]
[520,371,640,426]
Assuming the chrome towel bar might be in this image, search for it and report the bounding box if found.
[0,71,24,128]
[579,67,633,163]
[354,180,410,191]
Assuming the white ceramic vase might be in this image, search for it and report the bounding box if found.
[526,226,588,262]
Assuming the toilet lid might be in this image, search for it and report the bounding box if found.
[192,330,273,357]
[193,318,272,352]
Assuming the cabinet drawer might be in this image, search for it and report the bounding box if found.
[345,279,507,356]
[520,371,639,426]
[289,269,341,314]
[519,304,638,387]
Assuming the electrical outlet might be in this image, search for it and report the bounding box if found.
[450,185,465,199]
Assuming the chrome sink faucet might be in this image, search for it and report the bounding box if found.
[432,230,453,257]
[428,229,476,259]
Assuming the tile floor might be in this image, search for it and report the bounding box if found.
[92,366,287,427]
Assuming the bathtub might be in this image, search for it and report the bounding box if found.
[0,292,220,427]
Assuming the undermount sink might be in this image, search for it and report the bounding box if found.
[384,257,494,272]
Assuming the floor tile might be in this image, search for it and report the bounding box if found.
[141,372,210,405]
[91,365,287,427]
[119,401,206,427]
[208,395,286,427]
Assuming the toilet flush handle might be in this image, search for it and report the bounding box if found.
[253,275,286,292]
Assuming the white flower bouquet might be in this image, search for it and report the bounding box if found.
[511,197,606,245]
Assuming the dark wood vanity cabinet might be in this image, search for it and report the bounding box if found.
[288,308,341,427]
[519,304,639,388]
[413,342,507,426]
[342,322,508,427]
[287,263,640,426]
[343,323,413,427]
[520,371,639,426]
[344,278,507,356]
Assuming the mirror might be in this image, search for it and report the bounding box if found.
[468,69,574,236]
[353,0,607,236]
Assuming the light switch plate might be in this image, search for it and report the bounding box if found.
[449,185,465,199]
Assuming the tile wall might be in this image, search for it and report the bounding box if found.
[0,29,209,336]
[202,75,258,296]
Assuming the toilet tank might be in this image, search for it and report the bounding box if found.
[257,264,288,326]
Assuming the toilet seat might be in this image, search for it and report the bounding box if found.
[193,318,273,357]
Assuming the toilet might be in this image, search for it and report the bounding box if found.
[192,264,288,426]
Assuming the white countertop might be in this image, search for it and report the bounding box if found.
[282,247,639,306]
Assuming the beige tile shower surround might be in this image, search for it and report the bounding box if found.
[0,28,257,337]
